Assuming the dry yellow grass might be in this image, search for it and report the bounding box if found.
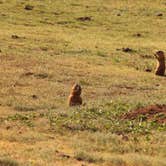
[0,0,166,165]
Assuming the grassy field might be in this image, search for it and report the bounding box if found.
[0,0,166,165]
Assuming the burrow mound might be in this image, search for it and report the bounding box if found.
[123,105,166,123]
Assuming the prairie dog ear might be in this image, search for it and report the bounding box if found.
[72,83,77,89]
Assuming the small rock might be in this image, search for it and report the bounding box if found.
[32,95,38,99]
[76,16,91,21]
[24,72,34,76]
[18,131,22,134]
[117,13,121,16]
[6,126,11,130]
[24,5,34,10]
[11,35,19,39]
[156,13,163,16]
[145,69,152,72]
[134,33,141,37]
[136,33,141,37]
[122,47,133,52]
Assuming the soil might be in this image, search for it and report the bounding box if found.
[123,105,166,123]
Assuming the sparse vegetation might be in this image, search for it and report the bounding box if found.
[0,158,19,166]
[0,0,165,165]
[74,150,104,163]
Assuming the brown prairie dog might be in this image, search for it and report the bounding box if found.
[154,51,165,76]
[68,84,82,106]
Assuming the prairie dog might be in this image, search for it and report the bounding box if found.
[154,51,165,76]
[68,84,82,106]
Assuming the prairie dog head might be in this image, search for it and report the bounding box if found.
[71,84,82,96]
[154,51,165,61]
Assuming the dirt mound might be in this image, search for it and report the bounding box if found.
[123,105,166,123]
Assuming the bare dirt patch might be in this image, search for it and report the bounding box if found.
[123,105,166,123]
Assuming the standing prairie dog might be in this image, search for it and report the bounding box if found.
[154,51,165,76]
[68,83,82,106]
